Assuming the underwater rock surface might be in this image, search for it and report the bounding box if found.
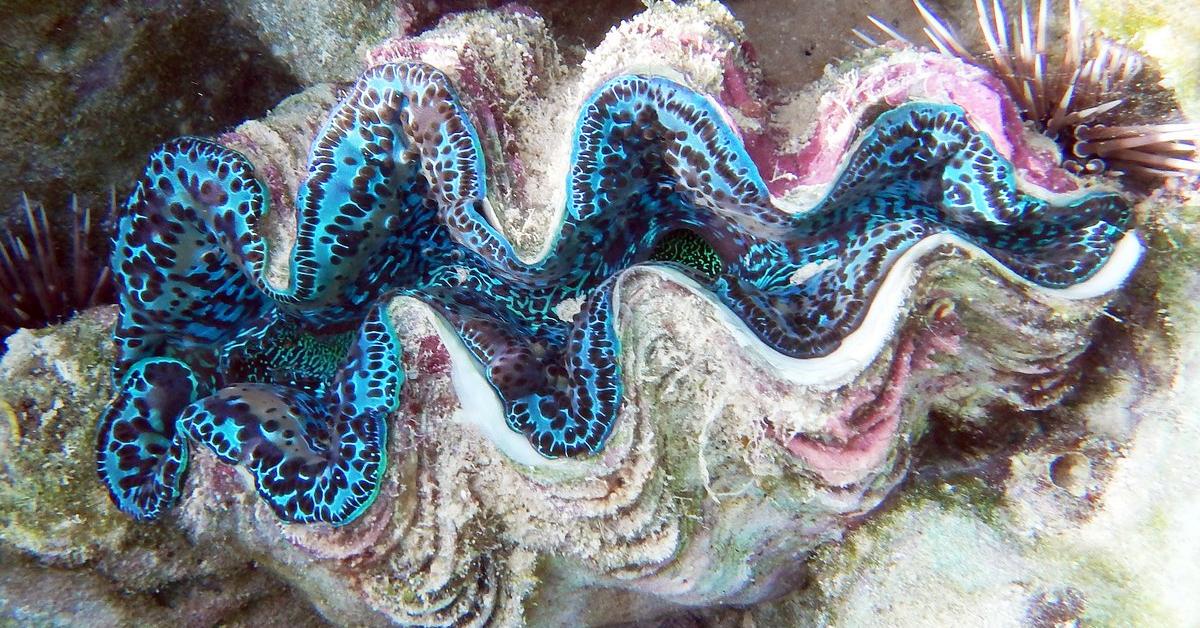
[1,1,1198,626]
[0,0,301,222]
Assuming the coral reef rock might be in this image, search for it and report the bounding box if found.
[2,1,1196,626]
[0,0,301,221]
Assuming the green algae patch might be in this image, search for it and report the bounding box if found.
[909,475,1007,526]
[1084,0,1200,118]
[1144,204,1200,321]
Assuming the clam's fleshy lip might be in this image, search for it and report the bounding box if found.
[662,230,1142,391]
[419,231,1142,467]
[423,304,551,467]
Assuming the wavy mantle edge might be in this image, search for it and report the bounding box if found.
[96,1,1141,530]
[421,229,1141,467]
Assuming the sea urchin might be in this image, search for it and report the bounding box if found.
[0,194,116,343]
[857,0,1200,183]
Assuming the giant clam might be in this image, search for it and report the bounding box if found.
[77,1,1160,624]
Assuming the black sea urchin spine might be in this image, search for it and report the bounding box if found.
[0,193,116,342]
